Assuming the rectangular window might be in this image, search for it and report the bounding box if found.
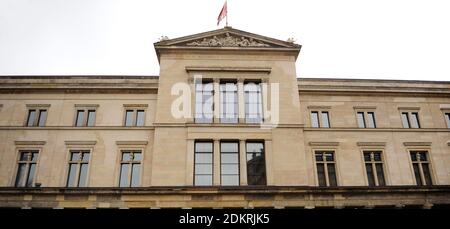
[119,151,142,187]
[67,151,90,187]
[75,109,96,127]
[402,112,420,128]
[220,81,238,123]
[357,111,377,128]
[245,82,263,124]
[15,151,39,187]
[195,81,214,123]
[363,151,386,186]
[315,151,337,187]
[124,109,145,127]
[194,142,213,186]
[220,142,239,186]
[246,142,266,185]
[445,113,450,128]
[26,109,47,127]
[410,151,433,186]
[310,111,330,128]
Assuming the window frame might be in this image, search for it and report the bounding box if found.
[116,149,144,188]
[245,141,267,186]
[123,105,148,127]
[24,107,49,127]
[65,149,92,187]
[312,149,340,187]
[244,81,264,124]
[407,149,435,186]
[220,140,240,186]
[193,140,214,186]
[219,80,239,124]
[309,108,331,128]
[355,110,377,129]
[194,79,214,124]
[361,150,387,187]
[13,149,41,187]
[399,109,421,128]
[73,105,98,127]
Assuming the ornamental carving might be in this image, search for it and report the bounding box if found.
[186,33,270,47]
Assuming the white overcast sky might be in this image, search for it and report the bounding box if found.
[0,0,449,81]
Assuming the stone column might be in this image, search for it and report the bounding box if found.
[213,78,220,123]
[185,139,195,185]
[239,139,248,185]
[265,139,274,185]
[238,78,245,123]
[213,139,221,186]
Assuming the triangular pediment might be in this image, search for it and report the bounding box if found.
[154,27,300,49]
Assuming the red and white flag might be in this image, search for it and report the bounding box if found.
[217,1,228,26]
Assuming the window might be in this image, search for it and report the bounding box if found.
[220,81,238,123]
[245,82,263,124]
[26,109,47,127]
[401,112,420,128]
[363,151,386,186]
[195,81,214,123]
[445,113,450,128]
[15,151,39,187]
[119,151,142,187]
[220,142,239,186]
[357,111,376,128]
[75,109,96,127]
[194,142,213,186]
[246,142,266,185]
[315,151,337,187]
[410,151,433,186]
[67,151,90,187]
[310,111,330,128]
[124,109,145,127]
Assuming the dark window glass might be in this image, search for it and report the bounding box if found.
[15,151,38,187]
[195,82,214,123]
[327,164,337,187]
[119,151,141,187]
[321,112,330,128]
[316,164,326,187]
[87,110,96,127]
[245,83,263,124]
[411,112,420,128]
[37,110,47,126]
[402,112,410,128]
[422,164,433,186]
[75,110,85,127]
[412,163,422,186]
[311,111,319,128]
[67,151,90,187]
[15,164,27,187]
[357,112,365,128]
[136,110,145,126]
[194,142,213,186]
[445,113,450,128]
[125,110,134,126]
[315,151,337,187]
[221,142,239,186]
[367,112,376,128]
[26,164,36,187]
[366,163,375,187]
[375,164,386,186]
[220,82,238,123]
[246,142,266,185]
[26,110,36,126]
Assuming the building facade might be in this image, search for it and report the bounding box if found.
[0,27,449,209]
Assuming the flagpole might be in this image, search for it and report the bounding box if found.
[226,0,228,27]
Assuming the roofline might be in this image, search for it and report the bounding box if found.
[298,77,450,84]
[0,75,159,79]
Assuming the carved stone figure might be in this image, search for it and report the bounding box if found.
[186,33,270,47]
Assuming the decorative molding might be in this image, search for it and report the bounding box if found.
[357,142,386,147]
[447,142,450,146]
[403,142,432,146]
[26,104,50,108]
[186,33,270,47]
[398,107,420,111]
[65,141,97,146]
[15,141,46,145]
[353,106,377,110]
[186,66,271,74]
[116,141,148,146]
[309,142,339,147]
[74,104,99,108]
[123,104,149,108]
[440,106,450,110]
[307,105,331,110]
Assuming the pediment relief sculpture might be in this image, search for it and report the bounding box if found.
[186,33,270,47]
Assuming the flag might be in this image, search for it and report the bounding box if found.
[217,1,227,26]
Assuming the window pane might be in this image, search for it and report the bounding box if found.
[133,152,142,162]
[412,163,422,186]
[246,142,266,185]
[75,110,85,126]
[221,153,239,163]
[195,142,212,152]
[221,175,239,186]
[221,142,238,152]
[445,113,450,128]
[367,112,376,128]
[78,163,89,187]
[245,83,263,124]
[15,163,27,187]
[375,164,386,186]
[311,112,319,128]
[195,153,212,163]
[119,164,130,187]
[125,110,134,126]
[87,110,96,127]
[418,152,427,161]
[221,164,239,175]
[410,152,418,162]
[195,83,214,124]
[71,152,80,161]
[38,110,47,127]
[316,164,326,187]
[357,112,365,128]
[67,164,78,187]
[131,164,141,187]
[324,152,334,161]
[327,164,337,187]
[421,164,433,186]
[220,83,238,123]
[411,112,420,128]
[315,153,323,162]
[373,152,382,161]
[82,152,90,162]
[26,110,36,126]
[195,175,212,186]
[195,164,213,175]
[366,164,375,187]
[136,110,145,126]
[401,113,410,128]
[321,112,330,128]
[26,163,36,187]
[363,152,371,162]
[20,152,30,161]
[122,152,131,161]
